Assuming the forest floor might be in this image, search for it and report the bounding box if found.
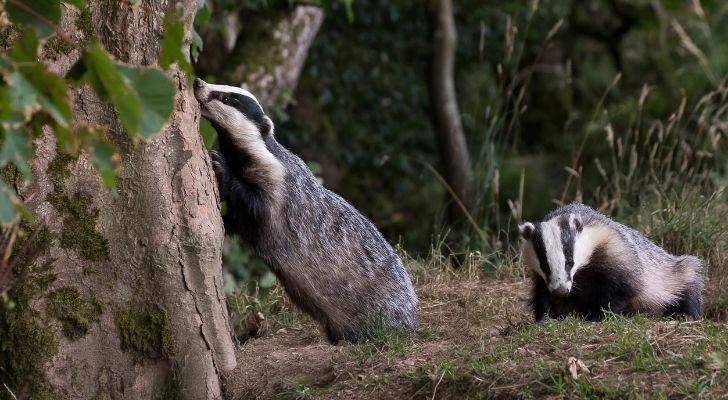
[221,277,728,400]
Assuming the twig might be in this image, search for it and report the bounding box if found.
[7,0,75,45]
[3,384,18,400]
[430,370,445,400]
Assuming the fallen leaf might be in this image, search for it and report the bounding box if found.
[567,357,590,379]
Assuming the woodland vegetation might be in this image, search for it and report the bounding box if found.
[0,0,726,399]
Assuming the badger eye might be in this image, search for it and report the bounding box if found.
[221,95,229,104]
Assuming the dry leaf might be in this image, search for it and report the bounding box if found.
[567,357,590,379]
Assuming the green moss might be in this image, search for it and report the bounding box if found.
[29,259,58,292]
[0,310,60,400]
[47,191,110,261]
[47,151,73,190]
[47,287,102,341]
[46,152,110,262]
[0,25,21,50]
[0,163,20,187]
[0,228,61,400]
[225,10,287,80]
[75,7,94,41]
[114,307,175,358]
[45,36,75,59]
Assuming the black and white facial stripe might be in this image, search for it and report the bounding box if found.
[206,90,272,136]
[192,78,284,185]
[519,214,584,296]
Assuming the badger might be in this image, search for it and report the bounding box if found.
[192,78,418,342]
[518,203,703,321]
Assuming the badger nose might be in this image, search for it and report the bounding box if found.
[552,286,570,298]
[193,78,202,90]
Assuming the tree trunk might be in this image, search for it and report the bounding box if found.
[195,5,324,109]
[429,0,475,224]
[2,1,236,399]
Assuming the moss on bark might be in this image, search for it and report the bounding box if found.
[47,287,102,341]
[46,152,110,262]
[114,306,175,358]
[0,228,62,400]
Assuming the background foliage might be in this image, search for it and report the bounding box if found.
[201,0,726,294]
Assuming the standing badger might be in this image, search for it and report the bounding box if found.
[518,203,703,321]
[192,78,418,342]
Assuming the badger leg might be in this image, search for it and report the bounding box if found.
[533,278,559,321]
[209,150,269,235]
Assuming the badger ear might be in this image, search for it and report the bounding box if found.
[260,115,274,136]
[570,214,583,232]
[518,222,535,240]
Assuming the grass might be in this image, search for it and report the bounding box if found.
[225,78,727,400]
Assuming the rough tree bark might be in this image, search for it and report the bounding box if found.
[195,5,324,108]
[2,1,236,399]
[429,0,475,224]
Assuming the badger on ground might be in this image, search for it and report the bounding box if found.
[518,203,703,321]
[192,78,418,342]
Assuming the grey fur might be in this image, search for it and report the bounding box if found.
[194,79,418,342]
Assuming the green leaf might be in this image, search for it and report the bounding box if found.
[89,134,116,188]
[63,0,87,9]
[7,0,61,38]
[83,42,140,137]
[8,28,39,63]
[118,66,175,138]
[194,3,211,26]
[0,127,32,179]
[191,29,203,62]
[199,118,216,149]
[160,12,192,77]
[0,181,19,223]
[2,64,71,127]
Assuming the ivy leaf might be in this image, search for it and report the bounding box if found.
[199,118,216,149]
[0,31,71,126]
[83,42,140,138]
[6,0,61,38]
[88,133,116,189]
[3,67,71,127]
[0,127,32,179]
[8,27,39,63]
[118,66,175,138]
[191,29,203,62]
[194,3,211,26]
[63,0,87,10]
[160,12,192,77]
[0,181,19,223]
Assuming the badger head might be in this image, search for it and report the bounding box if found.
[518,214,584,297]
[193,77,274,138]
[193,78,284,183]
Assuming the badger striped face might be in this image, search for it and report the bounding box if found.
[193,78,272,141]
[193,78,284,184]
[519,214,583,296]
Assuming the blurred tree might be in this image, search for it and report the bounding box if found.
[195,1,324,108]
[429,0,475,230]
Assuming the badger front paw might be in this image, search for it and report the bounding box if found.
[209,150,227,177]
[209,150,231,198]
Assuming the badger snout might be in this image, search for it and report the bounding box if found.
[192,78,209,103]
[551,285,570,297]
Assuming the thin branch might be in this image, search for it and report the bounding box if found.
[7,0,75,45]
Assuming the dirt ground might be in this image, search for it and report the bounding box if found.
[222,280,728,399]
